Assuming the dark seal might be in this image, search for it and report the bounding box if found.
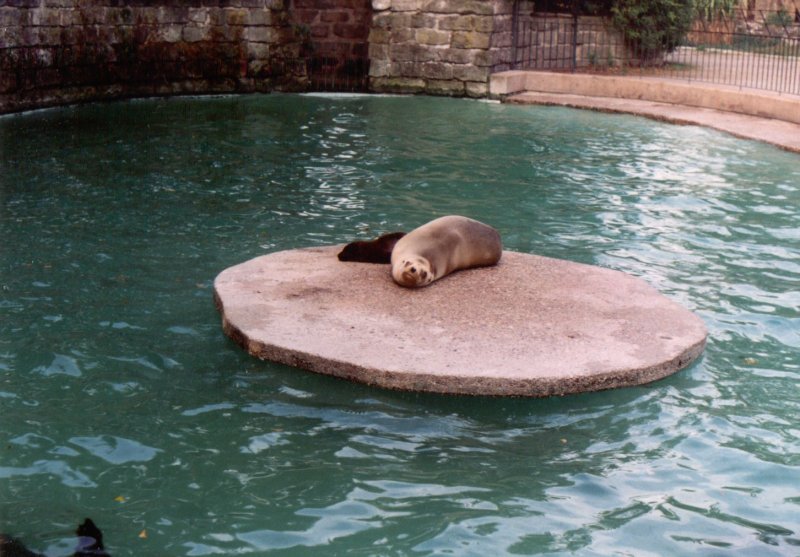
[337,232,406,264]
[0,518,110,557]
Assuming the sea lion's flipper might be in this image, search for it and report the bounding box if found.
[338,232,406,264]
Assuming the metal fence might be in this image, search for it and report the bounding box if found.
[511,5,800,95]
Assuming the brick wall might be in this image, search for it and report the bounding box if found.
[291,0,372,90]
[0,0,302,114]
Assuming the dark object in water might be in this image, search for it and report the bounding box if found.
[0,533,42,557]
[338,232,406,264]
[0,518,109,557]
[73,519,109,556]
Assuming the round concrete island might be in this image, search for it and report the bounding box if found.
[213,247,707,397]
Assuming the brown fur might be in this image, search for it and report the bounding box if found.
[391,216,502,288]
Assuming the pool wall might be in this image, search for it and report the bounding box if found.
[1,0,517,113]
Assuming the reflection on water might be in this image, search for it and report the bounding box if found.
[1,95,798,556]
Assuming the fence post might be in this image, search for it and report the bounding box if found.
[512,0,521,70]
[571,0,579,72]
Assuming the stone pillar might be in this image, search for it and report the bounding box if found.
[368,0,515,97]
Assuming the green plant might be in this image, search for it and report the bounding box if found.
[765,9,792,27]
[695,0,739,21]
[611,0,695,64]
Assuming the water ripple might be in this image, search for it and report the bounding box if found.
[2,94,799,556]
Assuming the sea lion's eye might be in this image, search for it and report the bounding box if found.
[421,270,427,279]
[410,267,416,273]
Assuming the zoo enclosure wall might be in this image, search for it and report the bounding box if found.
[2,0,798,115]
[0,0,518,114]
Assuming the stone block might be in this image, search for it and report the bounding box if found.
[242,25,273,42]
[159,23,183,42]
[452,64,487,81]
[368,41,388,59]
[213,23,241,41]
[465,80,488,97]
[158,6,190,24]
[439,48,484,65]
[368,27,389,44]
[393,0,422,11]
[246,41,269,59]
[224,7,248,25]
[424,0,493,15]
[425,78,464,95]
[396,60,420,77]
[0,8,24,28]
[451,30,490,49]
[420,60,452,79]
[437,15,472,31]
[410,12,436,28]
[247,8,271,25]
[390,27,414,42]
[372,0,390,10]
[414,28,449,45]
[438,14,493,32]
[0,24,22,47]
[31,9,61,26]
[371,12,391,28]
[368,57,391,77]
[370,75,425,94]
[183,25,209,42]
[188,8,209,24]
[6,0,38,7]
[390,42,437,62]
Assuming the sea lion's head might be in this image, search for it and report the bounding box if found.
[392,257,434,288]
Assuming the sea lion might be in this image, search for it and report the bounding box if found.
[390,215,502,288]
[338,232,406,264]
[0,518,109,557]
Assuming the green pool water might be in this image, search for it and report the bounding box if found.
[1,94,798,556]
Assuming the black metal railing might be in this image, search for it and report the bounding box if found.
[511,6,800,95]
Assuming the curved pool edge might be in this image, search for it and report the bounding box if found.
[213,247,709,398]
[491,71,800,154]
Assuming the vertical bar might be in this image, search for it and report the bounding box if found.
[511,0,520,70]
[571,0,579,72]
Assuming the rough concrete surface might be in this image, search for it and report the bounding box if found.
[214,247,708,397]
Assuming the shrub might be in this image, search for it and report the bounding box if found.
[611,0,696,64]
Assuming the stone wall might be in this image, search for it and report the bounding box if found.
[291,0,372,89]
[1,0,521,113]
[368,0,515,97]
[0,0,302,114]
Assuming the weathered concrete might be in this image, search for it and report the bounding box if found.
[491,71,800,154]
[490,71,800,124]
[505,90,800,154]
[214,246,707,397]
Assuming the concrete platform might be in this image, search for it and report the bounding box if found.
[213,247,707,397]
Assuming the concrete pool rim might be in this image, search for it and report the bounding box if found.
[490,71,800,154]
